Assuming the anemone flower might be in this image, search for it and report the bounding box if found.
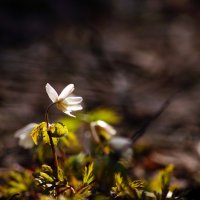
[45,83,83,117]
[90,120,117,143]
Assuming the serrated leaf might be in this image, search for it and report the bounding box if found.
[112,173,145,198]
[114,173,124,187]
[1,170,33,196]
[162,164,174,186]
[42,164,53,174]
[112,173,126,196]
[50,122,68,137]
[42,129,58,146]
[83,163,94,185]
[128,178,144,190]
[149,164,174,193]
[31,122,47,145]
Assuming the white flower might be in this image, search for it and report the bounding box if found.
[14,123,37,149]
[90,120,117,143]
[91,120,116,136]
[45,83,83,117]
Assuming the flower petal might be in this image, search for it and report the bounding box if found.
[19,134,35,149]
[96,120,116,136]
[15,123,38,138]
[67,105,83,111]
[14,123,37,149]
[46,83,58,103]
[65,97,83,105]
[58,84,74,101]
[63,111,76,117]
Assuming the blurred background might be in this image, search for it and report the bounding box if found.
[0,0,200,197]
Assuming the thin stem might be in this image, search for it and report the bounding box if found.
[45,102,59,179]
[8,193,20,200]
[56,185,76,197]
[47,130,59,179]
[45,103,55,129]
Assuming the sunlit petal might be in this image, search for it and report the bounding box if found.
[67,105,83,111]
[65,97,83,105]
[19,135,35,149]
[58,84,74,101]
[63,110,76,117]
[96,120,117,136]
[14,123,37,149]
[46,83,58,103]
[15,123,38,138]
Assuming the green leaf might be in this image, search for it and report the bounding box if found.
[42,129,58,146]
[83,163,94,185]
[112,173,127,197]
[59,132,82,153]
[162,164,174,186]
[59,117,81,133]
[39,172,54,183]
[41,164,53,174]
[149,164,174,193]
[127,178,144,190]
[86,108,121,124]
[111,173,145,198]
[0,170,33,196]
[74,163,95,199]
[31,122,47,145]
[31,122,66,145]
[50,122,68,137]
[57,166,64,182]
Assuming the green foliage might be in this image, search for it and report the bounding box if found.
[33,164,56,194]
[148,164,180,200]
[82,162,94,185]
[1,95,186,200]
[149,164,174,193]
[31,122,67,146]
[33,164,74,197]
[0,169,34,199]
[73,162,95,200]
[31,161,95,199]
[85,107,121,124]
[50,122,68,138]
[59,132,83,154]
[59,117,82,133]
[111,173,145,199]
[31,122,47,145]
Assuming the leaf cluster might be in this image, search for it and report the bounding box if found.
[31,122,68,145]
[111,173,145,199]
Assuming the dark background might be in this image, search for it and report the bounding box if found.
[0,0,200,196]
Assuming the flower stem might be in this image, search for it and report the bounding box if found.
[47,130,59,179]
[45,103,59,179]
[45,103,55,129]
